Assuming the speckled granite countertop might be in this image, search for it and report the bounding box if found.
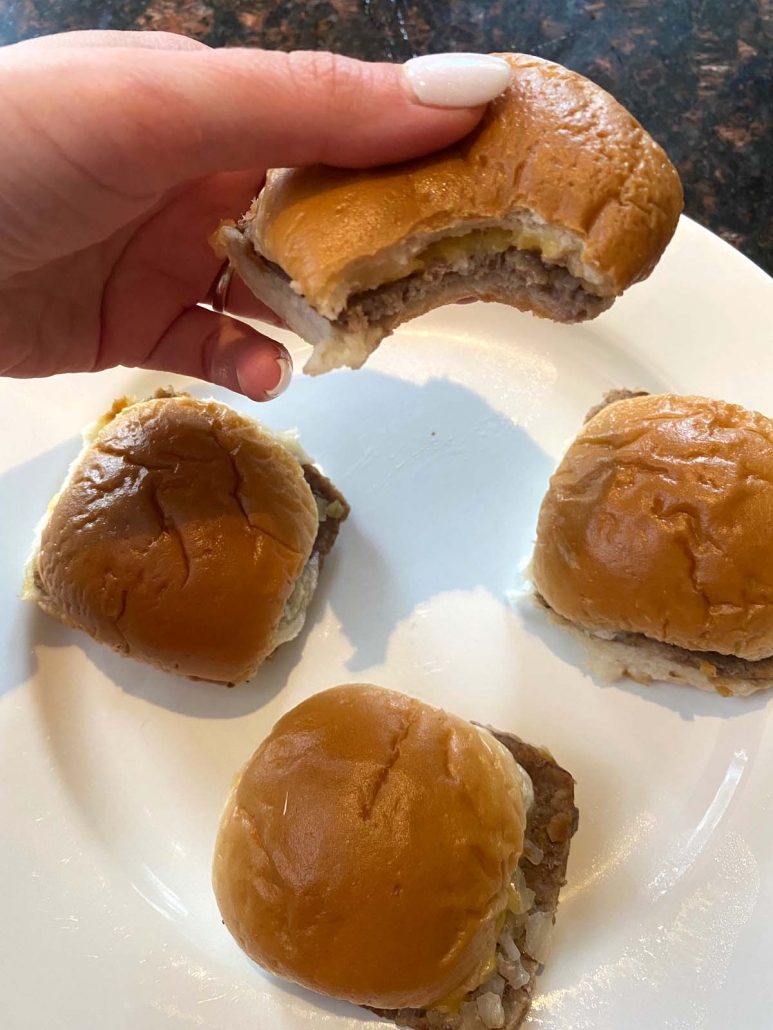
[2,0,771,275]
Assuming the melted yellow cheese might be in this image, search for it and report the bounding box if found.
[433,911,508,1015]
[419,227,516,265]
[522,234,564,260]
[508,882,529,915]
[345,224,572,302]
[417,226,567,269]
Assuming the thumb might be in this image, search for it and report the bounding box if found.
[1,46,512,197]
[139,305,294,403]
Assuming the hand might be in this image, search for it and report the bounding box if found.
[0,32,508,400]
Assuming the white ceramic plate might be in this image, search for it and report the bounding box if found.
[2,217,773,1030]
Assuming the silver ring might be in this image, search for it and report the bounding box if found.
[212,260,234,314]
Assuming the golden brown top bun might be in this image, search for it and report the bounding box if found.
[533,393,773,660]
[36,394,318,684]
[248,53,682,318]
[212,684,529,1010]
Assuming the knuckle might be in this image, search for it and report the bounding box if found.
[285,50,369,118]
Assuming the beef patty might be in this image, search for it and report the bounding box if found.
[302,463,349,563]
[337,247,612,334]
[367,731,578,1030]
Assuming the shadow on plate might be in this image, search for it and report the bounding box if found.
[518,596,773,720]
[232,368,554,674]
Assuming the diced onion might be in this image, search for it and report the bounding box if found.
[523,839,544,865]
[496,954,531,990]
[459,1000,486,1030]
[505,909,529,934]
[476,992,505,1029]
[426,1010,454,1029]
[485,974,506,998]
[523,910,553,964]
[508,867,537,914]
[497,928,521,962]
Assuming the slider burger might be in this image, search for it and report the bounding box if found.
[23,391,349,685]
[213,684,578,1030]
[532,390,773,696]
[216,53,682,376]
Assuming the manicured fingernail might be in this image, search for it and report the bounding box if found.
[236,346,293,401]
[402,53,511,108]
[265,354,293,399]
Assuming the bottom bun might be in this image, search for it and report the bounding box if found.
[220,226,611,377]
[536,595,772,698]
[369,731,578,1030]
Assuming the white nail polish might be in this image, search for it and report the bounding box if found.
[402,53,512,108]
[264,355,293,400]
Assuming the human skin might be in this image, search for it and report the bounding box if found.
[0,32,493,400]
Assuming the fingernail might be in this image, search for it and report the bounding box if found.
[265,353,293,399]
[236,346,293,402]
[402,53,511,108]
